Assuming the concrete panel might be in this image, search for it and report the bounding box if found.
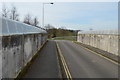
[0,36,2,80]
[2,33,47,78]
[24,35,33,65]
[77,33,118,56]
[0,16,2,79]
[2,35,24,78]
[2,36,10,78]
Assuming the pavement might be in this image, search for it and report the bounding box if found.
[56,40,118,78]
[23,40,61,78]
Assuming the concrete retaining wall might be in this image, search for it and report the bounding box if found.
[77,30,119,56]
[1,33,47,78]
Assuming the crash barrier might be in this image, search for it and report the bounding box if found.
[0,17,47,79]
[77,30,119,56]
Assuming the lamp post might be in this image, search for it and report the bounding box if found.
[42,2,54,28]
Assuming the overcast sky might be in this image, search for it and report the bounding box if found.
[0,2,118,31]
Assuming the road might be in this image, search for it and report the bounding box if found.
[23,40,61,78]
[56,40,118,78]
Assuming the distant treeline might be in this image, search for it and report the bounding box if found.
[45,24,79,38]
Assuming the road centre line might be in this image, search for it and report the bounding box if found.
[56,42,72,80]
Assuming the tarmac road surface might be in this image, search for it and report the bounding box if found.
[56,40,118,78]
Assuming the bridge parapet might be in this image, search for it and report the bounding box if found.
[77,30,119,56]
[0,17,47,79]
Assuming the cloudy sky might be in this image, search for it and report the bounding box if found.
[0,2,118,31]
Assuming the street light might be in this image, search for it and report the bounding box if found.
[42,2,54,28]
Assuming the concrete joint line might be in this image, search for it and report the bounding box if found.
[56,42,72,80]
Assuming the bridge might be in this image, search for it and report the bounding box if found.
[0,17,119,79]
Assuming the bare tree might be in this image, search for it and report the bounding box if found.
[32,17,39,26]
[2,4,9,18]
[89,28,93,31]
[10,5,19,21]
[23,13,32,25]
[45,24,54,30]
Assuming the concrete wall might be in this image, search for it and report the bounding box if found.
[0,16,2,80]
[0,17,47,79]
[77,31,119,56]
[1,33,47,78]
[0,36,2,80]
